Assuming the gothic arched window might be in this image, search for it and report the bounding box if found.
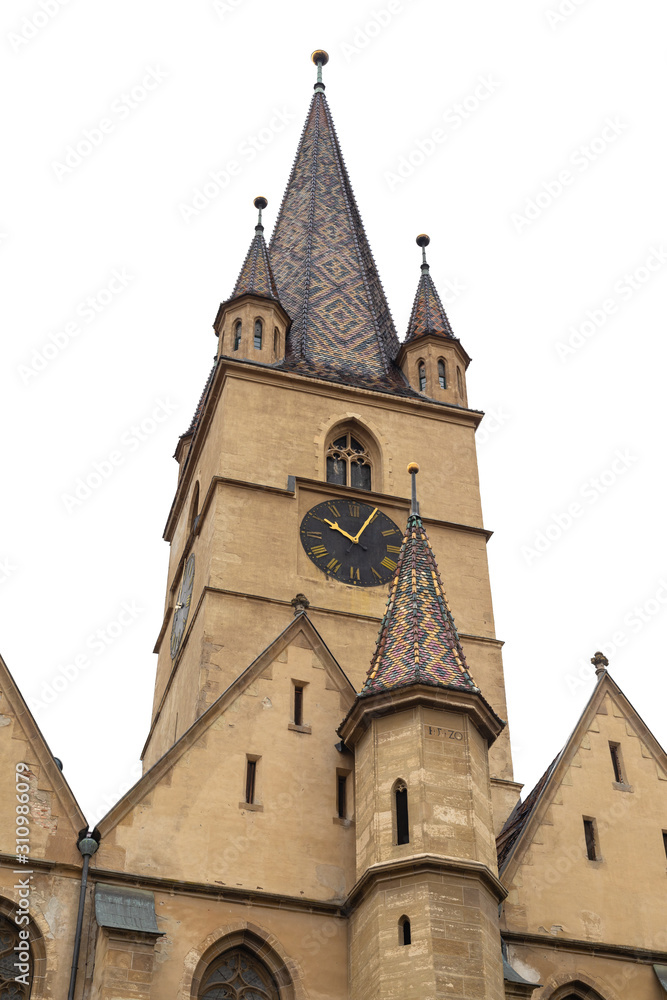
[418,362,426,393]
[254,319,263,350]
[438,359,446,389]
[198,948,279,999]
[1,914,32,997]
[233,321,242,352]
[326,430,372,491]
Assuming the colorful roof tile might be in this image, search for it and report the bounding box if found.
[496,753,561,871]
[405,255,456,343]
[360,513,479,697]
[230,219,280,302]
[269,89,401,384]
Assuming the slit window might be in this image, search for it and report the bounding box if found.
[233,320,242,351]
[254,319,263,349]
[457,366,463,395]
[663,831,667,860]
[438,359,446,388]
[418,363,426,393]
[245,758,257,804]
[337,774,347,819]
[273,327,279,355]
[583,818,598,861]
[294,685,304,726]
[609,742,624,783]
[395,783,409,845]
[399,916,411,946]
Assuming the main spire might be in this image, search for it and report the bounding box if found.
[269,51,401,387]
[361,465,479,698]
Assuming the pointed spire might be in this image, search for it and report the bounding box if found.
[361,465,479,698]
[269,52,400,385]
[231,196,280,302]
[405,235,456,342]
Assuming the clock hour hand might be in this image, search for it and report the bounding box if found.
[353,507,378,544]
[323,518,358,543]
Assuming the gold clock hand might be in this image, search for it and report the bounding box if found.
[353,507,378,544]
[323,518,358,543]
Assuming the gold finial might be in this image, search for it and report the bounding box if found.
[416,234,430,271]
[407,462,420,474]
[311,50,329,92]
[408,463,420,515]
[253,195,267,230]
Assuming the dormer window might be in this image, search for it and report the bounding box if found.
[254,319,263,349]
[233,321,242,351]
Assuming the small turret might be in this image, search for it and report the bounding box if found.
[397,235,471,406]
[213,196,290,364]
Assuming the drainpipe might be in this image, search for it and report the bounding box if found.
[67,831,99,1000]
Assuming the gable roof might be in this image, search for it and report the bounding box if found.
[96,612,355,837]
[497,669,667,877]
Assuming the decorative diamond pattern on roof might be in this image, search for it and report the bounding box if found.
[231,225,279,302]
[270,91,400,383]
[361,513,478,697]
[405,268,456,343]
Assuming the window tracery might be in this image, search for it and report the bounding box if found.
[0,915,31,998]
[326,429,372,491]
[198,949,279,1000]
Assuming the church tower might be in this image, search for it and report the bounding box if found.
[143,50,520,840]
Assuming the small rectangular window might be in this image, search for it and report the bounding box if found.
[245,759,257,804]
[583,818,598,861]
[337,774,347,819]
[294,685,304,727]
[609,742,624,783]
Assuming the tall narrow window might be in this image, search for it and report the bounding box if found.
[395,782,409,845]
[663,831,667,860]
[418,362,426,392]
[233,320,242,351]
[245,758,257,804]
[337,774,347,819]
[254,319,263,349]
[398,916,411,946]
[438,358,446,388]
[325,429,372,491]
[456,366,463,396]
[583,818,598,861]
[609,742,624,783]
[273,326,279,355]
[293,685,303,726]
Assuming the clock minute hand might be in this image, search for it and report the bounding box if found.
[323,518,358,544]
[353,507,378,544]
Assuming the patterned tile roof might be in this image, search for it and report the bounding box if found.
[269,89,401,385]
[231,222,280,302]
[360,513,479,697]
[496,752,562,871]
[405,263,456,343]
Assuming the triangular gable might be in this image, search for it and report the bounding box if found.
[498,670,667,880]
[97,612,355,839]
[0,652,86,858]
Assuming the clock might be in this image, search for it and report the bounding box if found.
[300,499,403,587]
[170,553,195,659]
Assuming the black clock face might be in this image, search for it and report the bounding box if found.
[170,553,195,659]
[300,499,403,587]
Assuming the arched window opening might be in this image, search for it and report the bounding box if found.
[398,915,411,946]
[233,320,242,351]
[1,913,32,997]
[189,482,200,534]
[273,327,279,355]
[418,362,426,393]
[438,359,446,389]
[456,365,463,396]
[254,319,263,350]
[395,781,409,845]
[326,429,372,491]
[198,948,279,999]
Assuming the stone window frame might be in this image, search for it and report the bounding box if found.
[324,422,379,493]
[188,924,302,1000]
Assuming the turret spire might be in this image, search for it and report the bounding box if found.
[405,234,456,342]
[230,196,279,302]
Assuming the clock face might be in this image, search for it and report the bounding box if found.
[300,499,403,587]
[170,553,195,659]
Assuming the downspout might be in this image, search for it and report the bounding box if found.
[67,832,99,1000]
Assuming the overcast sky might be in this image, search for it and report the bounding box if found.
[2,0,665,825]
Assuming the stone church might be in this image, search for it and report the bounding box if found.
[1,51,666,1000]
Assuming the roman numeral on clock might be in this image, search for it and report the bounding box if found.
[326,558,341,573]
[381,557,397,571]
[310,544,328,558]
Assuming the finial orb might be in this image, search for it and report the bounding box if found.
[254,196,268,210]
[416,234,430,248]
[311,49,329,66]
[407,462,419,474]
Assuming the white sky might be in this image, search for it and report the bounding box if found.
[1,0,665,826]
